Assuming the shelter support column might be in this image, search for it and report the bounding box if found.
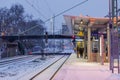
[87,27,91,61]
[107,24,110,62]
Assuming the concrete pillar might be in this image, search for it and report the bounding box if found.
[107,24,110,62]
[83,31,87,58]
[100,35,106,64]
[87,27,91,61]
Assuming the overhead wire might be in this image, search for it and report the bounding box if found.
[43,0,54,14]
[19,0,88,34]
[35,0,52,19]
[42,0,55,35]
[45,0,88,22]
[25,0,46,20]
[35,0,45,14]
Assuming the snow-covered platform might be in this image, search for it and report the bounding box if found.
[52,53,120,80]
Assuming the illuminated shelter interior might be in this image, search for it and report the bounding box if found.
[64,15,120,62]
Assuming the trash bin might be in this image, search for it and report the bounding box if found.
[91,53,97,62]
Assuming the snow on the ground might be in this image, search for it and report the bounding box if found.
[0,55,63,80]
[62,49,75,53]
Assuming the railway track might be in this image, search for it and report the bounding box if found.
[31,55,69,80]
[21,55,70,80]
[0,55,40,68]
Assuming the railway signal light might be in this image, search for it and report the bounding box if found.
[72,35,75,42]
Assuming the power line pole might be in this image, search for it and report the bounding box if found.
[109,0,119,73]
[53,15,55,53]
[50,15,55,53]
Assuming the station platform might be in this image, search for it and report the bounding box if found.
[52,53,120,80]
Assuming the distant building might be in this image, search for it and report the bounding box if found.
[62,23,69,35]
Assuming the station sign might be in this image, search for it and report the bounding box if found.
[91,31,98,36]
[91,31,98,39]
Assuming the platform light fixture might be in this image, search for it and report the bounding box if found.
[80,19,83,24]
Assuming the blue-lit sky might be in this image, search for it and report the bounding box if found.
[0,0,119,32]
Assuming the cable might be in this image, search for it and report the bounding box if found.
[44,0,88,22]
[25,0,46,20]
[35,0,46,15]
[43,0,54,14]
[19,0,88,34]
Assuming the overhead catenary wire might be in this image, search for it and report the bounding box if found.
[19,0,88,34]
[35,0,54,20]
[45,0,88,22]
[25,0,46,20]
[35,0,48,16]
[43,0,54,14]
